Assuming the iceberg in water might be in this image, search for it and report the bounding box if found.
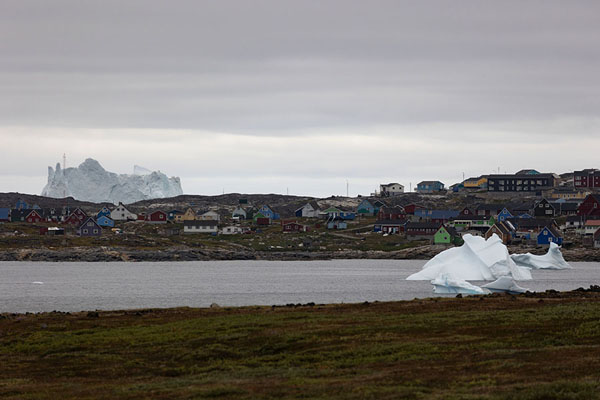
[432,273,489,295]
[481,276,530,294]
[407,234,532,282]
[510,242,572,270]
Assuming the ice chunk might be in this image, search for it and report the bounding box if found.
[432,274,489,295]
[481,276,530,294]
[407,234,532,281]
[511,242,572,270]
[31,281,44,285]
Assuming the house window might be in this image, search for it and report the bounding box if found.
[93,229,98,234]
[83,229,88,234]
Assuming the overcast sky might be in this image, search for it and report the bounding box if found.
[1,0,599,197]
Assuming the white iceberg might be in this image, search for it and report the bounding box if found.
[432,274,489,295]
[481,276,530,294]
[407,234,532,282]
[510,242,572,270]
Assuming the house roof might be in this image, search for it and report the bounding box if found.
[585,220,600,227]
[417,181,443,186]
[489,221,514,236]
[552,202,579,211]
[78,217,100,230]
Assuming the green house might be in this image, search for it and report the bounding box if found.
[433,225,462,245]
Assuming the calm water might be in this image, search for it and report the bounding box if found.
[1,260,599,313]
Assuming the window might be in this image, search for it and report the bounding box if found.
[93,229,98,234]
[83,229,88,234]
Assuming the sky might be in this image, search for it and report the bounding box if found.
[1,0,599,197]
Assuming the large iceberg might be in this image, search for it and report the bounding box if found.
[481,277,530,294]
[432,273,489,295]
[42,158,183,204]
[510,242,572,270]
[407,234,532,282]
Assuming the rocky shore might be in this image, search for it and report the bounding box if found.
[0,244,599,262]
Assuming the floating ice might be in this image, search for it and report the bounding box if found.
[511,242,572,270]
[32,281,44,285]
[481,276,530,294]
[432,274,489,295]
[407,234,532,282]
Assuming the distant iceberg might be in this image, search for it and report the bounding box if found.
[407,234,532,282]
[42,158,183,204]
[510,242,572,270]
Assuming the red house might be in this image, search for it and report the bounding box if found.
[146,210,168,224]
[577,195,600,217]
[404,204,426,215]
[377,206,405,221]
[25,210,43,223]
[63,208,88,225]
[282,222,309,232]
[459,207,475,216]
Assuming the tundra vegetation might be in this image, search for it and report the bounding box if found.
[1,291,600,399]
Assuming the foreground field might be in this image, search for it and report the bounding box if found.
[2,291,600,399]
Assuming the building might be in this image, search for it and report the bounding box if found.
[111,203,137,221]
[533,199,555,218]
[485,221,515,244]
[406,222,441,240]
[197,210,221,222]
[96,207,111,218]
[450,215,494,231]
[416,181,445,193]
[258,205,280,220]
[96,215,115,228]
[584,220,600,236]
[25,210,43,223]
[574,169,600,188]
[377,206,405,220]
[356,199,375,216]
[232,207,247,220]
[577,195,600,217]
[413,209,459,224]
[537,225,563,246]
[475,204,504,217]
[379,183,404,196]
[487,173,557,192]
[0,208,10,222]
[221,226,244,235]
[433,225,461,245]
[282,221,310,232]
[183,220,218,234]
[327,217,347,230]
[77,217,102,237]
[167,210,183,221]
[175,208,197,223]
[373,219,406,234]
[295,202,320,218]
[462,176,488,190]
[146,210,168,224]
[546,187,590,200]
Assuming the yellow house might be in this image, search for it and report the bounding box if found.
[463,176,488,189]
[175,208,197,223]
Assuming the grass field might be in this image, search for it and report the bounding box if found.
[2,292,600,399]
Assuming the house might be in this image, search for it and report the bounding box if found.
[146,210,168,224]
[15,199,28,210]
[516,169,540,175]
[41,208,65,222]
[167,210,183,221]
[10,209,30,222]
[295,201,320,218]
[257,205,280,220]
[64,208,88,225]
[379,183,404,196]
[40,227,65,236]
[497,208,513,222]
[565,216,584,230]
[404,204,426,215]
[25,210,43,223]
[574,169,600,188]
[487,173,558,192]
[327,217,347,230]
[462,176,488,190]
[282,221,310,232]
[476,204,503,217]
[183,220,218,234]
[505,201,534,217]
[175,208,197,223]
[97,206,111,219]
[377,205,405,220]
[449,215,494,231]
[253,212,271,225]
[321,207,355,220]
[584,220,600,236]
[405,222,441,240]
[533,199,555,217]
[111,203,137,221]
[197,210,221,222]
[232,207,247,220]
[77,217,102,237]
[547,187,590,200]
[221,225,243,235]
[356,199,375,216]
[537,225,563,246]
[433,225,461,245]
[373,219,407,234]
[96,215,115,228]
[416,181,445,193]
[485,221,516,244]
[594,229,600,248]
[136,213,147,222]
[0,208,10,222]
[509,218,557,241]
[577,195,600,217]
[413,209,459,224]
[459,207,475,217]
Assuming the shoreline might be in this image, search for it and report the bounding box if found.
[1,245,599,262]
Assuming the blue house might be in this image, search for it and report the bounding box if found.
[0,208,9,222]
[259,205,280,220]
[168,209,183,221]
[416,181,445,193]
[357,199,375,216]
[497,208,513,222]
[96,215,115,228]
[537,226,563,246]
[15,199,28,210]
[97,206,111,219]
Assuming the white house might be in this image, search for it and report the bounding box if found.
[197,210,221,222]
[379,183,404,197]
[295,201,320,218]
[221,225,243,235]
[110,203,137,221]
[232,207,247,220]
[184,220,218,234]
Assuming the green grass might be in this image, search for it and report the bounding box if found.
[2,293,600,399]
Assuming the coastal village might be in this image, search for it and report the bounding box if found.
[2,168,600,257]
